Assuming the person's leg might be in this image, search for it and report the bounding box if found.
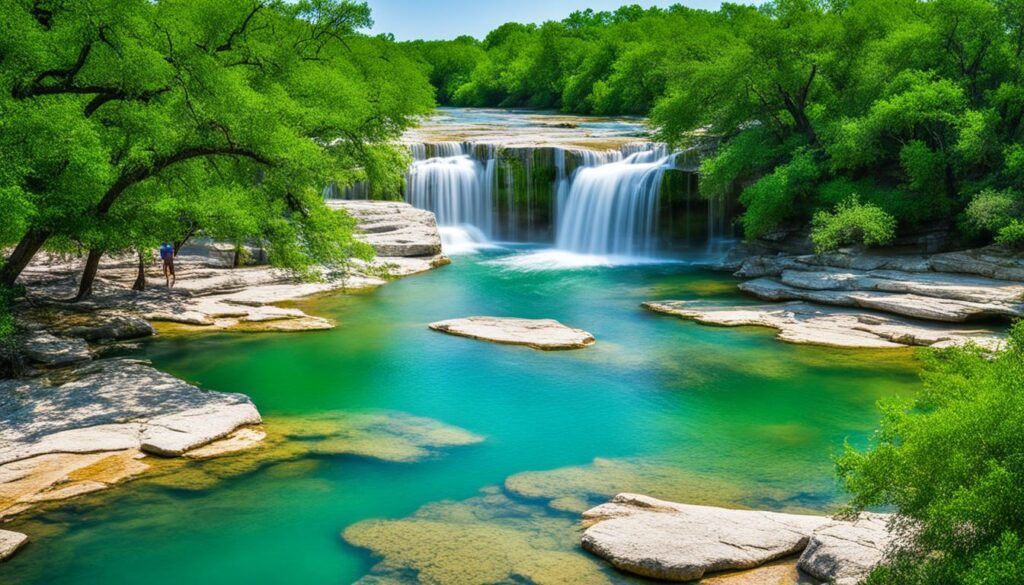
[163,259,170,286]
[169,260,175,287]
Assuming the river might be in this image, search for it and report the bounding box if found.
[3,110,921,584]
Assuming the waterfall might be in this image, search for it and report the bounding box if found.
[399,139,714,259]
[554,146,675,257]
[405,143,494,238]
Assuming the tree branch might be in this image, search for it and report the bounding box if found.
[97,146,273,214]
[216,2,265,52]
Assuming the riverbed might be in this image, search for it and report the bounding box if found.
[3,245,919,584]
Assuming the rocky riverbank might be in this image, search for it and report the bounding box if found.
[647,245,1024,349]
[0,201,448,563]
[581,493,897,584]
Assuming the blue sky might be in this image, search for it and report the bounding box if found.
[365,1,733,41]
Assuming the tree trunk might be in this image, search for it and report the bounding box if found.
[232,244,242,268]
[75,248,103,301]
[0,229,51,288]
[132,249,146,291]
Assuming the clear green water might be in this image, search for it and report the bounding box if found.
[3,248,920,584]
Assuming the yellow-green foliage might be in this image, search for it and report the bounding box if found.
[811,196,897,253]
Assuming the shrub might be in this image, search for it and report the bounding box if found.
[810,195,897,253]
[838,322,1024,585]
[965,189,1022,233]
[996,220,1024,248]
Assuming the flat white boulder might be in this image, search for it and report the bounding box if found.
[0,529,28,562]
[798,513,895,585]
[429,316,595,350]
[580,493,830,581]
[0,358,262,464]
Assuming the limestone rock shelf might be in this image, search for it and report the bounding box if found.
[653,245,1024,349]
[0,358,261,521]
[643,300,1002,349]
[429,317,595,350]
[581,493,895,584]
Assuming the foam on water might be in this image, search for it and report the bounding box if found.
[440,225,499,255]
[484,249,678,272]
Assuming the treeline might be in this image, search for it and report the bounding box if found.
[407,0,1024,250]
[0,0,434,301]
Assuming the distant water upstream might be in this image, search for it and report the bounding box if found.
[4,247,920,584]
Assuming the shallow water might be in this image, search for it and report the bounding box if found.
[3,248,920,584]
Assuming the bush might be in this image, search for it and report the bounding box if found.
[810,195,897,253]
[965,189,1023,233]
[837,322,1024,585]
[996,220,1024,248]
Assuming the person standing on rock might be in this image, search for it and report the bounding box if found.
[160,243,176,287]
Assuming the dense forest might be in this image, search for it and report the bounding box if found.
[407,0,1024,252]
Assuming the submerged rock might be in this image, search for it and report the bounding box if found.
[580,494,829,581]
[345,488,617,585]
[0,529,28,562]
[797,513,894,585]
[504,458,754,514]
[644,300,1001,349]
[429,316,595,350]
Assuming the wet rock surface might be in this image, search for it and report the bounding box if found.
[429,316,595,350]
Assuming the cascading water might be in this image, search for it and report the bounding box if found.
[404,142,494,251]
[554,145,675,257]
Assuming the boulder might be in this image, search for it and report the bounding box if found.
[643,300,1001,349]
[580,494,830,581]
[429,316,595,350]
[798,513,895,585]
[20,332,92,366]
[0,529,28,562]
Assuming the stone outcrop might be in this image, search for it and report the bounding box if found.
[581,494,897,584]
[327,200,443,257]
[429,316,595,350]
[580,494,829,581]
[0,358,261,518]
[644,300,1001,349]
[667,245,1024,349]
[798,513,895,585]
[0,529,28,562]
[739,275,1023,323]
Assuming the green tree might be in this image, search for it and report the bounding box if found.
[0,0,431,297]
[837,322,1024,584]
